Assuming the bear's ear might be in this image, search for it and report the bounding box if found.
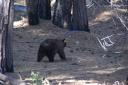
[62,39,66,42]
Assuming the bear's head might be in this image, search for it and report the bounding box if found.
[62,39,66,47]
[56,39,66,50]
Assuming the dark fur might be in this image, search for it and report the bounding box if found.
[37,39,66,62]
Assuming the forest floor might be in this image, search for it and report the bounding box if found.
[7,5,128,85]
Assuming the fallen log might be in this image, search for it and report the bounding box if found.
[0,73,26,85]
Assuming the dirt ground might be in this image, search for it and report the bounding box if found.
[9,5,128,85]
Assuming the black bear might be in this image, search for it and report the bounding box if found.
[37,38,67,62]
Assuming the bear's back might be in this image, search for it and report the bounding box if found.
[40,39,57,50]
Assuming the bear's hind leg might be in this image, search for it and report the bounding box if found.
[47,54,55,62]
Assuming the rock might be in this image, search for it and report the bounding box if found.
[71,63,79,65]
[70,50,74,53]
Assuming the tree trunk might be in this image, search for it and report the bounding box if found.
[0,0,26,84]
[5,0,14,72]
[38,0,51,19]
[52,0,72,29]
[0,0,14,73]
[72,0,90,32]
[26,0,39,25]
[61,0,72,29]
[52,0,63,28]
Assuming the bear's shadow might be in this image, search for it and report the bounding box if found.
[42,57,73,63]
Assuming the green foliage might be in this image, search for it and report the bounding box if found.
[30,71,44,85]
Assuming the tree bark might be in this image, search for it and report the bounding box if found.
[0,0,14,73]
[52,0,72,29]
[5,0,14,72]
[26,0,39,25]
[61,0,72,29]
[0,0,26,84]
[38,0,51,19]
[72,0,90,32]
[52,0,63,27]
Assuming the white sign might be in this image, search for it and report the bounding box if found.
[97,35,114,51]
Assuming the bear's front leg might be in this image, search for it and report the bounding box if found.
[37,53,44,62]
[47,54,55,62]
[58,50,66,61]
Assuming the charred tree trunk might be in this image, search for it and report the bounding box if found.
[5,0,14,72]
[52,0,63,28]
[52,0,72,29]
[0,0,14,73]
[72,0,90,32]
[38,0,51,19]
[26,0,39,25]
[0,0,26,84]
[62,0,72,29]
